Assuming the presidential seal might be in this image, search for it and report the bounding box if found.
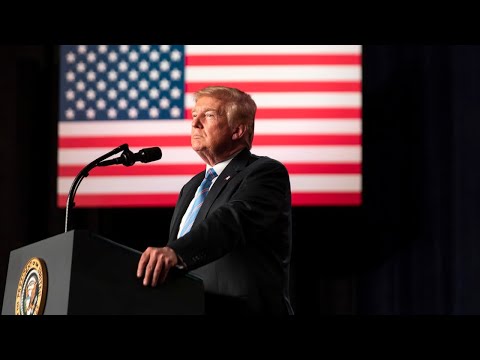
[15,257,48,315]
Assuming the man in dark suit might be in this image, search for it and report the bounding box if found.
[136,86,294,315]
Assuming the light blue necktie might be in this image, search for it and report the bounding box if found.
[178,168,218,237]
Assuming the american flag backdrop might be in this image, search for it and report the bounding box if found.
[58,45,362,208]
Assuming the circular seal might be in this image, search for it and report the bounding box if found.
[15,257,48,315]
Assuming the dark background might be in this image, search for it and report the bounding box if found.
[1,45,479,314]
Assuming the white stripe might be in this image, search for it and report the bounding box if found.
[59,120,191,137]
[252,146,362,163]
[58,145,361,165]
[58,175,191,194]
[58,174,361,194]
[254,119,362,135]
[186,45,362,55]
[59,119,361,137]
[186,92,361,109]
[186,65,361,82]
[290,174,361,192]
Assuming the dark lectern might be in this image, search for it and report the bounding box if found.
[2,230,204,315]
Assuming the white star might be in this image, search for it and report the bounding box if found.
[66,71,75,82]
[76,62,86,73]
[86,89,96,100]
[139,79,149,91]
[139,98,149,109]
[149,107,159,118]
[87,90,98,103]
[128,70,139,81]
[140,45,150,53]
[97,80,107,91]
[108,89,118,100]
[159,79,170,90]
[66,52,76,63]
[149,69,160,81]
[128,107,138,118]
[108,70,118,82]
[170,106,181,118]
[118,60,128,72]
[149,88,159,99]
[170,68,181,81]
[108,51,118,62]
[118,79,128,91]
[171,49,182,62]
[159,97,170,109]
[76,99,85,110]
[170,87,181,99]
[97,61,107,73]
[98,45,108,54]
[107,107,117,119]
[118,98,128,110]
[160,60,170,71]
[119,45,129,53]
[86,71,96,82]
[139,60,149,72]
[86,108,96,119]
[66,89,75,101]
[129,51,139,62]
[97,98,106,110]
[76,81,86,92]
[78,45,87,54]
[160,45,171,53]
[87,52,96,63]
[149,50,160,62]
[65,108,75,119]
[128,88,138,100]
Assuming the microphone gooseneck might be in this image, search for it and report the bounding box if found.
[64,144,162,233]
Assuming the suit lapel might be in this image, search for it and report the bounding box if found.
[193,149,252,226]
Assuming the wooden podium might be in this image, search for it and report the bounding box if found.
[1,230,204,315]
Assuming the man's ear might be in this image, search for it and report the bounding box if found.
[232,124,247,140]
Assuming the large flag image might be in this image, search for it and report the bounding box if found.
[58,45,362,207]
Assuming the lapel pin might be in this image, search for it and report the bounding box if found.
[225,176,231,181]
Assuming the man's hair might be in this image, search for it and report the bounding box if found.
[193,86,256,149]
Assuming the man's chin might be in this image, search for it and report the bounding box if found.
[191,141,204,151]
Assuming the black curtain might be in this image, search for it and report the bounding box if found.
[1,45,479,314]
[357,45,480,314]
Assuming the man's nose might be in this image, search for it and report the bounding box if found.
[192,115,203,128]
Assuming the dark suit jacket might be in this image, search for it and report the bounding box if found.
[168,148,294,315]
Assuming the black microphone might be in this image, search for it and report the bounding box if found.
[98,147,162,167]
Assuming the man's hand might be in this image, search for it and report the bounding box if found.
[136,246,178,287]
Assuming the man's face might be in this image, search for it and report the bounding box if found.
[191,96,233,158]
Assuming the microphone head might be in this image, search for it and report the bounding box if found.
[138,147,162,163]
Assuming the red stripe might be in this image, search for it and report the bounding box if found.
[59,136,191,148]
[252,135,361,146]
[58,163,361,177]
[186,81,361,93]
[286,163,361,174]
[59,134,361,148]
[292,193,361,206]
[57,194,180,208]
[185,108,362,119]
[256,108,362,119]
[185,54,361,66]
[59,164,204,176]
[58,192,361,208]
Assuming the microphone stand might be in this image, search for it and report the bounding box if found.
[64,143,129,233]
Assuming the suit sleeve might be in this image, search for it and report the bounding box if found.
[168,159,291,271]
